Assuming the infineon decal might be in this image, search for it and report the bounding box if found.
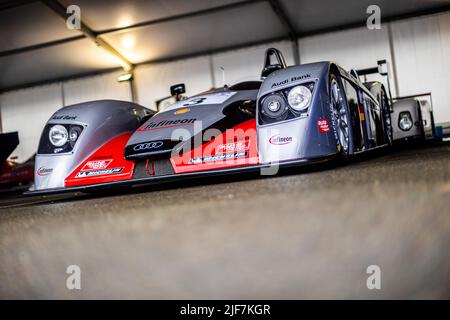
[269,135,293,145]
[138,118,196,131]
[37,167,53,176]
[75,167,123,178]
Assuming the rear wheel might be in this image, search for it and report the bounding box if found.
[380,90,393,146]
[330,74,353,159]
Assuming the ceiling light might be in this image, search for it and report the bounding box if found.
[117,72,133,82]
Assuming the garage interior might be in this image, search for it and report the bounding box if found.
[0,0,450,299]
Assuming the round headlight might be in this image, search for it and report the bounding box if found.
[69,126,81,142]
[49,125,68,147]
[399,112,413,131]
[287,85,311,111]
[261,94,288,118]
[268,100,281,112]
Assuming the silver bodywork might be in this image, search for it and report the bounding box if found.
[124,90,257,159]
[392,99,422,141]
[392,95,435,142]
[257,62,337,163]
[34,100,149,190]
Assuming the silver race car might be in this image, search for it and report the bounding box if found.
[28,48,392,195]
[356,60,435,143]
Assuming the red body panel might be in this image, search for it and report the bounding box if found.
[65,133,135,187]
[170,119,259,174]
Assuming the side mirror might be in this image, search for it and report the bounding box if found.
[170,83,186,97]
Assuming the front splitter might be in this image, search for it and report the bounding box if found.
[24,155,336,196]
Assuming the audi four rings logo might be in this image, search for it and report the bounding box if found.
[133,141,164,151]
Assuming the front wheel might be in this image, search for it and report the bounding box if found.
[330,74,353,159]
[380,91,393,146]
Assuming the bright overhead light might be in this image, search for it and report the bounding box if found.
[117,72,133,82]
[121,35,135,50]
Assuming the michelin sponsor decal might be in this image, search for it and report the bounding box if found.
[189,152,248,164]
[75,167,123,178]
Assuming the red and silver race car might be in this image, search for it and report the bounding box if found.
[28,48,392,195]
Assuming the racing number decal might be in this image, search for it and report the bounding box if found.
[183,97,207,106]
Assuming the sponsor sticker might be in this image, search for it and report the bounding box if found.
[52,115,77,120]
[189,152,247,164]
[318,118,330,133]
[138,118,196,131]
[37,167,53,176]
[75,167,123,178]
[164,92,237,111]
[270,74,311,88]
[174,108,190,115]
[216,141,249,153]
[81,159,112,171]
[269,135,293,145]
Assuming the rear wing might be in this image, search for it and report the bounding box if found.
[354,59,394,105]
[393,92,433,109]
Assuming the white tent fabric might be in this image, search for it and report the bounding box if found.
[391,12,450,123]
[135,56,213,110]
[298,26,397,97]
[63,71,132,106]
[0,84,63,162]
[211,40,296,87]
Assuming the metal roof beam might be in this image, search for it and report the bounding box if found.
[97,0,264,36]
[267,0,297,40]
[42,0,133,71]
[0,0,38,11]
[0,0,264,57]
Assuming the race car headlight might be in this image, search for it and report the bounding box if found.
[287,85,312,111]
[49,125,68,147]
[399,112,413,131]
[261,93,288,118]
[69,125,83,148]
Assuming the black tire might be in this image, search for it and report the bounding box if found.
[330,73,354,160]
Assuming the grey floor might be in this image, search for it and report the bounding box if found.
[0,142,449,299]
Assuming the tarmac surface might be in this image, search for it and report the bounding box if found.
[0,142,449,299]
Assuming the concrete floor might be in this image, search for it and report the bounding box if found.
[0,142,449,299]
